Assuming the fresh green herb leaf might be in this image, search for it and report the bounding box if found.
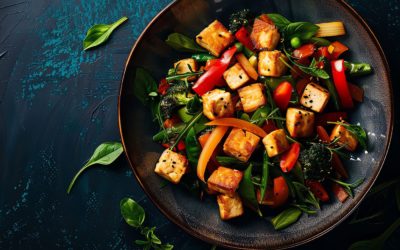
[271,207,302,230]
[344,61,373,76]
[191,53,216,62]
[186,95,202,114]
[292,181,320,209]
[83,16,128,50]
[240,112,251,121]
[307,37,331,46]
[165,71,204,82]
[259,152,270,202]
[322,78,341,110]
[290,162,305,184]
[229,9,251,33]
[152,124,185,142]
[165,33,206,53]
[330,178,364,198]
[185,128,201,166]
[266,13,291,30]
[327,121,368,149]
[239,164,262,216]
[250,106,270,126]
[283,22,319,41]
[120,198,145,228]
[215,156,262,169]
[348,217,400,250]
[67,142,123,194]
[170,112,203,149]
[291,203,317,215]
[263,75,294,90]
[133,68,159,106]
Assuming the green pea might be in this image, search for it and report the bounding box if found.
[290,37,301,49]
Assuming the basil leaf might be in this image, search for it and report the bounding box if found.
[165,33,207,53]
[120,198,145,228]
[283,22,319,41]
[259,152,270,202]
[185,128,201,166]
[133,68,159,106]
[67,142,123,193]
[239,164,262,216]
[266,13,291,30]
[83,16,128,50]
[271,207,302,230]
[250,106,270,126]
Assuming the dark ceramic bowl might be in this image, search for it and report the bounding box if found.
[118,0,393,248]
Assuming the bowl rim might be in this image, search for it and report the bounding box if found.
[118,0,394,248]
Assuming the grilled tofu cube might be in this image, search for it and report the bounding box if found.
[300,83,330,112]
[154,149,188,184]
[223,128,260,162]
[237,83,267,113]
[173,58,198,81]
[202,89,235,120]
[286,107,315,138]
[217,193,244,220]
[223,63,250,90]
[330,124,358,151]
[250,18,280,51]
[207,167,243,196]
[262,129,290,157]
[258,50,288,77]
[196,20,234,56]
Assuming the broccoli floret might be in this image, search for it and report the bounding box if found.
[299,143,333,181]
[160,83,192,118]
[229,9,251,33]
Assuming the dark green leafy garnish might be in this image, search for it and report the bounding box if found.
[239,164,262,216]
[299,143,333,181]
[328,121,368,149]
[165,33,206,53]
[330,178,364,198]
[229,9,251,33]
[271,207,302,230]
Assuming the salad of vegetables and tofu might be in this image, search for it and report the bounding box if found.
[134,9,372,230]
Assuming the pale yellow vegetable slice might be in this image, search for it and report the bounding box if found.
[315,21,346,37]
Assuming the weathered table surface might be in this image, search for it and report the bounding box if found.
[1,0,399,249]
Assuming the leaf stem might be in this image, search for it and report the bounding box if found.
[66,163,90,194]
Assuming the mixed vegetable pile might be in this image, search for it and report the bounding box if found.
[134,9,372,230]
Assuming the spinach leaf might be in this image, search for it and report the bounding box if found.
[120,197,145,228]
[271,207,302,230]
[238,164,262,216]
[250,106,270,126]
[67,142,123,194]
[133,68,159,106]
[170,112,203,149]
[328,121,368,149]
[266,13,291,30]
[259,152,270,202]
[185,128,201,166]
[83,16,128,50]
[165,33,207,53]
[284,22,319,41]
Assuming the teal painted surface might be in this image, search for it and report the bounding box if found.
[0,0,399,249]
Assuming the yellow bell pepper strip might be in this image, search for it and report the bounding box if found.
[206,118,267,138]
[197,126,229,182]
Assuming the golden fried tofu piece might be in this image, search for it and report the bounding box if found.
[202,89,235,120]
[223,63,250,90]
[223,128,260,162]
[250,18,280,51]
[154,149,188,184]
[262,129,290,157]
[173,58,198,81]
[217,193,244,220]
[207,167,243,196]
[300,83,330,113]
[196,20,234,56]
[330,124,358,151]
[286,107,315,138]
[237,83,267,113]
[258,50,288,77]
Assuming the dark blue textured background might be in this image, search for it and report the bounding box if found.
[0,0,399,249]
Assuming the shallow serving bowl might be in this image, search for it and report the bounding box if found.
[118,0,393,248]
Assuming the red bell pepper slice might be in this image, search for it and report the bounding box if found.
[295,78,309,95]
[293,44,315,59]
[280,142,300,173]
[273,81,293,111]
[315,112,348,126]
[306,180,329,202]
[331,59,354,109]
[262,120,277,134]
[329,41,349,59]
[158,78,169,95]
[204,59,219,71]
[315,46,331,60]
[192,46,237,96]
[235,27,254,50]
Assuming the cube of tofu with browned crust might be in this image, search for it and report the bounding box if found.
[217,193,244,220]
[196,20,234,56]
[258,50,288,77]
[300,83,330,113]
[223,128,260,162]
[207,167,243,196]
[330,124,358,151]
[250,18,280,51]
[286,108,315,138]
[154,149,188,184]
[173,58,198,81]
[202,89,235,120]
[223,63,250,90]
[237,83,267,113]
[262,129,289,157]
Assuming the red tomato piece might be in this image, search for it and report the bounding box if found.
[177,140,186,151]
[280,143,301,173]
[273,81,293,111]
[158,78,170,95]
[235,26,254,50]
[293,44,315,59]
[306,180,330,202]
[271,176,290,208]
[262,120,277,134]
